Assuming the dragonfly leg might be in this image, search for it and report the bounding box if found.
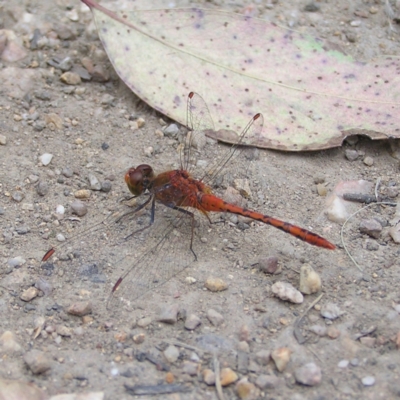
[123,196,156,240]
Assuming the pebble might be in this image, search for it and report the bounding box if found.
[22,203,34,211]
[62,167,74,178]
[157,304,179,324]
[238,341,250,353]
[258,256,280,274]
[206,309,224,326]
[101,181,112,192]
[67,301,92,317]
[60,71,81,85]
[362,376,375,386]
[220,368,238,386]
[132,333,145,344]
[12,191,24,202]
[360,336,375,347]
[8,256,26,268]
[299,264,321,294]
[20,287,39,302]
[137,317,152,328]
[389,225,400,244]
[36,180,49,196]
[44,113,63,130]
[24,350,51,374]
[202,369,215,385]
[0,134,6,145]
[205,277,228,292]
[74,189,91,199]
[143,146,154,157]
[338,359,349,368]
[56,205,65,215]
[185,276,197,284]
[235,377,259,400]
[39,153,53,166]
[321,303,345,320]
[70,200,88,217]
[396,331,400,349]
[363,156,374,166]
[271,347,291,372]
[327,326,341,339]
[239,324,250,342]
[316,183,327,196]
[271,281,303,304]
[255,349,270,366]
[350,20,361,27]
[294,362,322,386]
[163,123,180,137]
[345,149,359,161]
[255,374,282,389]
[56,325,72,337]
[0,331,22,353]
[309,325,327,336]
[182,361,198,376]
[163,345,179,363]
[56,233,66,242]
[359,219,382,239]
[88,174,101,191]
[184,314,201,330]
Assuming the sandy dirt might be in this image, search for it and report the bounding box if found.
[1,0,400,399]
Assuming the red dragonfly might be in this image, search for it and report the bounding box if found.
[43,92,334,307]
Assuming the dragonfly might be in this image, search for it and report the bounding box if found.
[42,92,334,308]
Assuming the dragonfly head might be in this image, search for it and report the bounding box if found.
[125,164,155,196]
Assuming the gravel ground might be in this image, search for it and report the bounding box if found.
[1,0,400,399]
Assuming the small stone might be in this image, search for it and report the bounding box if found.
[369,6,378,14]
[70,200,88,217]
[271,281,303,304]
[133,333,145,344]
[206,309,224,326]
[363,156,374,166]
[36,181,49,196]
[304,2,319,12]
[316,183,327,196]
[88,174,101,191]
[362,376,375,386]
[136,117,145,128]
[309,325,327,336]
[327,326,341,339]
[24,350,51,374]
[8,256,26,268]
[350,20,361,27]
[235,377,259,400]
[389,225,400,244]
[345,149,359,161]
[163,123,180,137]
[220,368,238,386]
[238,341,250,353]
[44,113,63,130]
[182,361,198,376]
[338,359,349,368]
[101,180,112,192]
[157,304,179,324]
[100,94,115,106]
[56,325,72,337]
[258,256,280,274]
[74,189,91,199]
[255,350,270,366]
[20,287,39,302]
[56,205,65,215]
[60,71,81,85]
[165,372,174,383]
[396,332,400,349]
[321,303,344,320]
[185,276,197,284]
[360,336,376,348]
[239,324,250,342]
[359,219,382,239]
[67,301,92,317]
[271,347,291,372]
[56,233,66,242]
[295,362,322,386]
[387,187,399,198]
[12,191,25,202]
[0,331,22,353]
[203,369,215,385]
[143,146,154,157]
[255,374,282,389]
[62,167,74,178]
[163,345,179,363]
[39,153,53,166]
[205,277,228,292]
[366,240,379,251]
[299,264,321,294]
[184,314,201,330]
[0,134,6,145]
[137,317,152,328]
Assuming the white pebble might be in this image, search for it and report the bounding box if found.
[361,376,375,386]
[299,264,321,294]
[56,205,65,215]
[39,153,53,166]
[338,359,349,368]
[110,367,119,376]
[271,281,303,304]
[56,234,66,242]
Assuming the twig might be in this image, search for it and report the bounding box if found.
[213,353,225,400]
[293,293,324,344]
